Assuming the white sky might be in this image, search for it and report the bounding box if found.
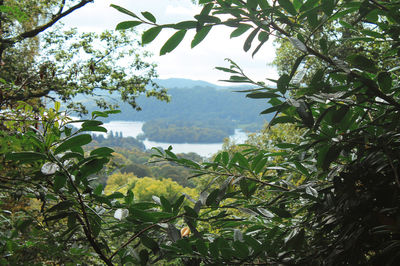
[61,0,278,86]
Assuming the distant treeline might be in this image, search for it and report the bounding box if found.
[72,79,272,143]
[90,131,145,150]
[142,118,235,143]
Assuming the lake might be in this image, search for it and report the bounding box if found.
[78,120,248,157]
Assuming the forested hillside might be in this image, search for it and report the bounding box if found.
[72,79,272,142]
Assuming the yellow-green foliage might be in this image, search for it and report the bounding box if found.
[104,172,197,202]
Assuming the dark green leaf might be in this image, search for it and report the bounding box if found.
[196,239,208,256]
[140,235,159,253]
[160,196,172,213]
[347,54,378,73]
[54,134,92,155]
[278,0,297,16]
[79,126,107,133]
[47,200,74,213]
[206,189,220,206]
[321,0,335,16]
[322,145,341,170]
[44,212,70,222]
[172,21,198,30]
[139,249,149,266]
[246,92,281,98]
[54,173,67,192]
[377,72,392,93]
[233,241,249,258]
[110,4,139,19]
[116,21,142,30]
[184,206,198,218]
[6,152,46,163]
[230,24,252,38]
[191,26,212,48]
[270,116,297,126]
[243,27,260,52]
[269,206,292,218]
[90,147,114,157]
[277,74,290,94]
[141,11,156,23]
[142,27,162,45]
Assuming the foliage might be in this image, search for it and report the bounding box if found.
[3,0,400,265]
[104,173,197,202]
[111,0,400,265]
[0,0,168,114]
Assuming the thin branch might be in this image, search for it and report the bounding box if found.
[19,0,93,39]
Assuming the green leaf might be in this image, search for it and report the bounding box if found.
[142,27,162,45]
[47,200,74,213]
[278,0,297,16]
[260,102,289,114]
[184,206,198,218]
[79,158,109,178]
[130,208,157,222]
[139,249,149,265]
[246,92,280,98]
[160,30,187,55]
[322,145,341,170]
[173,195,185,214]
[206,189,220,206]
[54,134,92,155]
[141,11,156,23]
[196,239,208,256]
[236,152,250,170]
[54,173,67,192]
[44,212,70,222]
[268,206,292,218]
[6,152,46,163]
[116,21,142,30]
[125,190,134,205]
[270,116,297,126]
[243,235,262,252]
[300,0,319,12]
[293,161,310,177]
[160,196,172,213]
[243,28,260,52]
[277,74,290,94]
[191,26,212,48]
[233,241,249,258]
[90,147,114,157]
[79,126,107,133]
[110,4,139,19]
[230,24,252,38]
[321,0,335,16]
[93,184,103,196]
[347,54,378,73]
[140,235,159,252]
[377,72,392,93]
[172,21,198,30]
[240,179,257,198]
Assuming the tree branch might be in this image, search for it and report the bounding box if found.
[19,0,93,39]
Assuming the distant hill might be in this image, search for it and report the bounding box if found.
[66,78,273,140]
[154,78,222,89]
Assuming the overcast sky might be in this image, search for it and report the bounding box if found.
[62,0,277,86]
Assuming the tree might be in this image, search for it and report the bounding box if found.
[2,0,400,265]
[0,0,168,116]
[111,0,400,264]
